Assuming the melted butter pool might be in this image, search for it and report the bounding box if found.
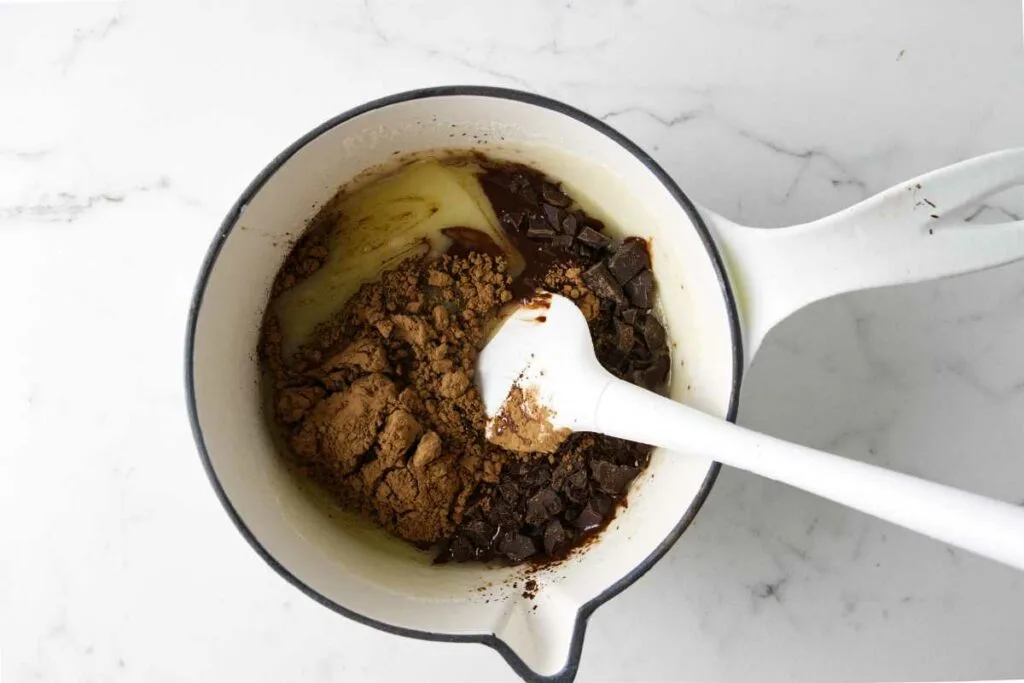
[272,158,517,359]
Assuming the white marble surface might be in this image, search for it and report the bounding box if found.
[3,1,1024,681]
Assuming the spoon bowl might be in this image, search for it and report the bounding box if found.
[479,292,610,446]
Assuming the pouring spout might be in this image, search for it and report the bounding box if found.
[492,584,582,680]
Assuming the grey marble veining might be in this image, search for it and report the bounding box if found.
[1,1,1023,681]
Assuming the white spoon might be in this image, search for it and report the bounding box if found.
[478,292,1024,571]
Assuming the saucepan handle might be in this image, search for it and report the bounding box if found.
[701,149,1024,367]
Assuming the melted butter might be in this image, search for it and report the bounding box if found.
[273,158,516,359]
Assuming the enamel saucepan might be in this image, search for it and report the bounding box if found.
[186,86,1024,682]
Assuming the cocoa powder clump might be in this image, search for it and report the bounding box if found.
[263,252,515,544]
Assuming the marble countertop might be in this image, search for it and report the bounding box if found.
[3,1,1024,681]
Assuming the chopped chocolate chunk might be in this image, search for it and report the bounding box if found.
[498,480,521,503]
[542,203,563,229]
[643,314,667,352]
[576,226,611,249]
[572,503,604,531]
[613,318,635,353]
[582,263,628,306]
[550,456,573,490]
[543,519,569,555]
[621,308,641,325]
[561,214,579,236]
[624,269,654,309]
[525,488,564,525]
[564,468,589,503]
[642,353,670,388]
[567,468,588,490]
[487,499,520,528]
[525,465,552,488]
[520,185,539,206]
[501,209,526,230]
[463,519,497,548]
[551,235,575,250]
[488,171,515,190]
[541,182,571,207]
[527,217,557,240]
[449,535,475,562]
[625,354,649,373]
[591,492,614,516]
[590,460,640,495]
[607,238,650,284]
[604,348,629,374]
[498,532,537,562]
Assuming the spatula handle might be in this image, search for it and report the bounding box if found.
[592,376,1024,571]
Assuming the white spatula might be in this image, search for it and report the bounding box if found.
[478,292,1024,571]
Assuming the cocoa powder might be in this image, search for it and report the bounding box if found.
[263,252,514,544]
[488,384,570,455]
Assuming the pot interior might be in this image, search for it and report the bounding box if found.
[188,89,738,678]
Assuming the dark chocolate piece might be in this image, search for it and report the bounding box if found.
[543,519,569,555]
[542,203,563,229]
[642,353,670,388]
[526,218,557,240]
[576,226,610,249]
[449,535,475,562]
[463,519,497,548]
[561,214,579,236]
[572,503,604,531]
[604,347,629,374]
[526,465,551,487]
[590,460,640,495]
[541,182,571,207]
[613,318,635,353]
[501,209,526,230]
[498,532,537,563]
[582,263,628,305]
[607,238,650,284]
[498,480,521,503]
[591,492,614,516]
[564,468,589,503]
[643,314,667,352]
[624,269,654,309]
[525,488,563,525]
[487,499,520,528]
[621,308,641,325]
[520,185,538,206]
[551,235,575,250]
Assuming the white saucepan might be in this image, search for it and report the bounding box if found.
[186,86,1024,682]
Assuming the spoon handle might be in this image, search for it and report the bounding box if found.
[591,377,1024,571]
